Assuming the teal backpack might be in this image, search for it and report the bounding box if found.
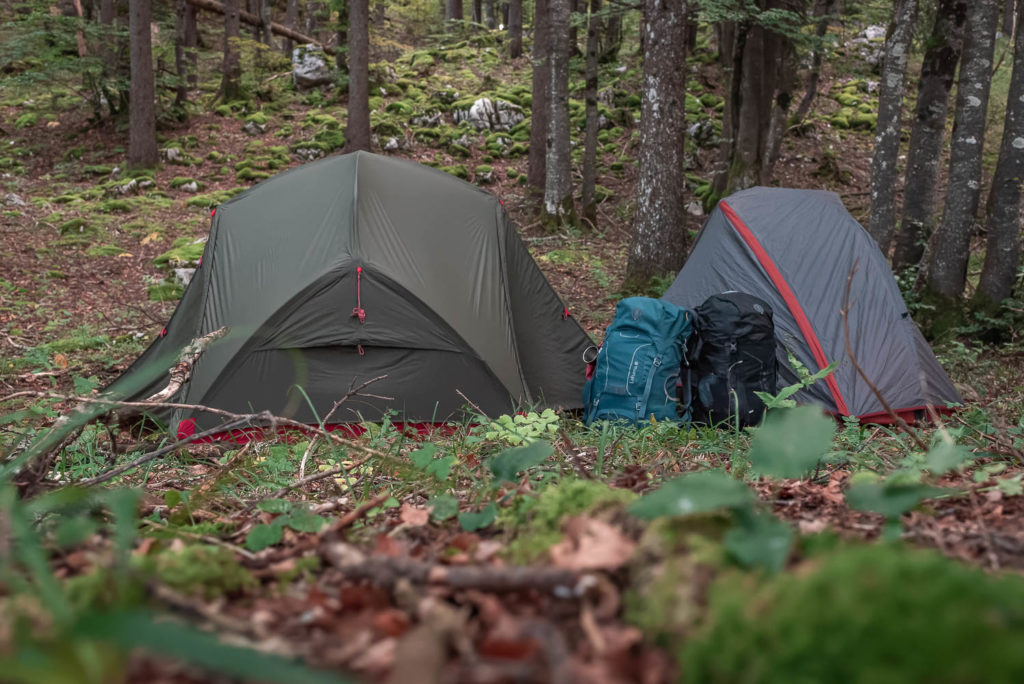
[582,297,694,425]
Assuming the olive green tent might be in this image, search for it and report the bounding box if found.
[107,152,591,436]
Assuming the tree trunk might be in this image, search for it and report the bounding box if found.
[484,0,496,28]
[345,0,371,151]
[285,0,298,54]
[472,0,482,23]
[259,0,273,46]
[508,0,523,57]
[247,0,260,39]
[624,0,689,288]
[976,0,1024,307]
[867,0,918,252]
[336,0,348,72]
[543,0,576,226]
[893,0,968,270]
[1003,0,1016,36]
[447,0,464,27]
[128,0,158,169]
[581,0,601,228]
[187,0,335,53]
[598,9,622,62]
[568,0,578,56]
[527,0,550,191]
[175,0,190,107]
[792,0,835,124]
[220,0,243,101]
[99,0,117,79]
[925,0,999,301]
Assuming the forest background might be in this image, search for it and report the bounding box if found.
[3,0,1024,682]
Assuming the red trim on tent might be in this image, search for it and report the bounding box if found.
[855,404,958,426]
[176,419,458,443]
[720,200,851,416]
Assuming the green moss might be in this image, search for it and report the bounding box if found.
[245,111,269,126]
[14,112,37,128]
[385,100,415,115]
[835,92,861,107]
[849,110,877,130]
[503,480,636,563]
[685,543,1024,683]
[440,164,469,180]
[305,112,340,129]
[147,281,184,302]
[99,199,132,213]
[237,168,271,181]
[82,164,113,176]
[685,93,703,115]
[185,187,247,209]
[153,239,206,267]
[170,177,202,190]
[146,545,257,600]
[57,218,94,236]
[85,244,128,257]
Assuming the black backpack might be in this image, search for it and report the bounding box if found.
[685,292,778,427]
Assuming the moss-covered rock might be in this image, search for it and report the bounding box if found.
[835,92,861,107]
[57,218,94,236]
[684,543,1024,683]
[185,187,246,209]
[441,164,469,180]
[237,168,271,182]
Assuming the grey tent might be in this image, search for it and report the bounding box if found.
[663,187,961,423]
[108,151,591,436]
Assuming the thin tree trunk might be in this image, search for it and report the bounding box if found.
[175,0,190,107]
[336,0,348,72]
[976,0,1024,306]
[792,0,835,123]
[128,0,158,169]
[484,0,496,28]
[508,0,523,57]
[285,0,298,54]
[247,0,260,39]
[598,10,622,62]
[185,2,198,88]
[220,0,243,101]
[527,0,550,191]
[624,0,689,288]
[447,0,464,28]
[893,0,968,270]
[568,0,578,56]
[472,0,482,23]
[867,0,918,252]
[1003,0,1016,36]
[581,0,601,228]
[99,0,116,74]
[187,0,335,53]
[543,0,575,226]
[260,0,273,46]
[925,0,999,301]
[345,0,370,151]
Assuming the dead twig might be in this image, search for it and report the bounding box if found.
[841,261,929,452]
[243,453,375,513]
[298,375,389,479]
[325,491,392,534]
[140,518,258,560]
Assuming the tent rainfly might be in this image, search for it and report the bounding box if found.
[662,187,961,424]
[107,151,592,436]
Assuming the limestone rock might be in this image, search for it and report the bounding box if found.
[453,98,525,131]
[292,44,334,89]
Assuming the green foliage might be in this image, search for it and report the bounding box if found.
[246,500,328,551]
[684,543,1024,682]
[458,503,497,531]
[146,545,257,599]
[748,407,835,479]
[481,409,560,446]
[489,440,554,484]
[630,471,754,519]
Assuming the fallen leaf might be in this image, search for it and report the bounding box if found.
[53,353,68,369]
[549,517,635,571]
[372,608,411,638]
[798,518,828,534]
[399,503,430,527]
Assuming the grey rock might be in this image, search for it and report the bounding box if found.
[3,193,26,207]
[294,147,325,161]
[453,98,525,131]
[180,181,199,193]
[292,44,334,89]
[410,111,443,128]
[114,178,138,195]
[686,201,704,217]
[173,267,196,287]
[161,147,184,163]
[383,137,401,151]
[243,120,266,135]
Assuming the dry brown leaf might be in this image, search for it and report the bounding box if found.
[399,503,430,527]
[549,516,635,570]
[798,518,828,534]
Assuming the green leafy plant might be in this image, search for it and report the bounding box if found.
[246,499,329,551]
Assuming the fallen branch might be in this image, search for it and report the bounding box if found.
[323,542,594,595]
[185,0,335,54]
[841,261,929,451]
[325,491,392,533]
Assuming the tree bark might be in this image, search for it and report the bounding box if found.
[976,0,1024,306]
[345,0,371,152]
[508,0,523,57]
[527,0,550,191]
[336,0,348,72]
[484,0,496,28]
[220,0,243,101]
[867,0,918,252]
[598,8,622,62]
[792,0,835,124]
[285,0,298,54]
[581,0,601,228]
[128,0,158,169]
[893,0,968,270]
[543,0,576,226]
[447,0,464,27]
[259,0,273,46]
[1003,0,1016,36]
[925,0,999,300]
[624,0,689,288]
[174,0,198,105]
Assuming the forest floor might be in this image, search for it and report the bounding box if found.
[3,21,1024,684]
